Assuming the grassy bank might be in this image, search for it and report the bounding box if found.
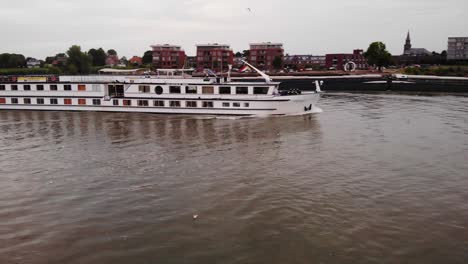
[0,65,150,76]
[402,66,468,77]
[0,67,61,75]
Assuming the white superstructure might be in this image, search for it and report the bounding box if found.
[0,71,320,116]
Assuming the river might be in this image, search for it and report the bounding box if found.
[1,92,467,264]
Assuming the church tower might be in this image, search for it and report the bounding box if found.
[404,31,412,54]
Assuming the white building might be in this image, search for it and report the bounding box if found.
[26,58,41,68]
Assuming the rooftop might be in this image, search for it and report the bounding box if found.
[250,42,283,48]
[196,43,231,48]
[151,44,183,50]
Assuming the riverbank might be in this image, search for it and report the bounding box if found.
[233,74,468,93]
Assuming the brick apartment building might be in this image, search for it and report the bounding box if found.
[248,42,284,71]
[151,44,186,69]
[325,49,369,70]
[196,44,233,73]
[284,55,326,70]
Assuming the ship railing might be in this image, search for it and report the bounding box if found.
[59,75,123,83]
[0,75,59,83]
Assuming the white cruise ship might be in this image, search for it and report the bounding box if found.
[0,65,321,116]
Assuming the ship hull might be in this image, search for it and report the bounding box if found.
[0,92,320,116]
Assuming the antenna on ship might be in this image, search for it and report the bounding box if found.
[241,60,272,83]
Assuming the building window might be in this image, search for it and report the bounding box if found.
[169,101,181,107]
[64,99,72,105]
[236,87,248,94]
[78,85,86,91]
[244,103,250,107]
[0,85,5,90]
[254,87,269,94]
[186,101,197,107]
[154,100,165,107]
[11,85,18,91]
[37,85,44,91]
[78,99,86,105]
[169,86,181,93]
[0,98,6,104]
[50,85,58,91]
[113,99,119,106]
[50,98,58,105]
[222,102,230,107]
[92,99,101,105]
[219,86,231,94]
[202,86,214,94]
[24,85,31,91]
[202,101,214,108]
[185,85,197,94]
[24,98,31,104]
[11,98,19,104]
[123,100,132,106]
[233,102,241,107]
[137,100,149,106]
[139,85,150,93]
[64,85,72,91]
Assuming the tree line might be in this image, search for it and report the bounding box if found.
[0,45,154,75]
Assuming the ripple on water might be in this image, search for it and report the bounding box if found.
[1,94,468,264]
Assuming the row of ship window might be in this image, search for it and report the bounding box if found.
[0,84,85,91]
[0,84,271,95]
[138,85,270,95]
[0,98,250,108]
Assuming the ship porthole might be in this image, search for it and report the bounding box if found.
[155,86,163,95]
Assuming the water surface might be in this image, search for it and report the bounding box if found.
[1,93,468,264]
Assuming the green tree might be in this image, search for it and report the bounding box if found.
[88,48,106,66]
[272,56,283,71]
[242,50,250,58]
[45,56,55,64]
[0,53,26,68]
[120,56,128,66]
[66,45,92,74]
[142,50,153,64]
[107,49,117,56]
[235,51,242,58]
[364,42,392,71]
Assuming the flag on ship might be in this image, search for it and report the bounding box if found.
[204,69,217,76]
[239,65,251,73]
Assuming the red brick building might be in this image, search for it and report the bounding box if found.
[151,44,186,69]
[196,44,233,73]
[284,55,326,70]
[325,49,369,70]
[129,56,142,66]
[248,42,284,71]
[105,55,119,66]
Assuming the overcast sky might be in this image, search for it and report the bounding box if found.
[1,0,467,59]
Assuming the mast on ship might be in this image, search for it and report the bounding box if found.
[241,60,272,83]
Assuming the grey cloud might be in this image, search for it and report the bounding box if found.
[0,0,466,58]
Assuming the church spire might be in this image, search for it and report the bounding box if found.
[404,30,412,54]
